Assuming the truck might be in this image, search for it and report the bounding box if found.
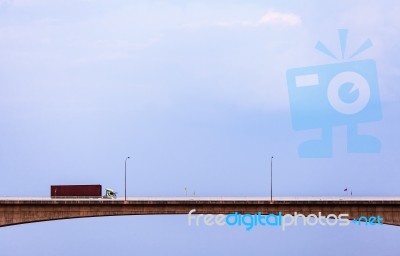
[50,184,117,199]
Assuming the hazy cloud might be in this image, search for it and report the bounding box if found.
[258,10,301,26]
[183,10,302,29]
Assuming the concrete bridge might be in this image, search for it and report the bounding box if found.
[1,197,400,227]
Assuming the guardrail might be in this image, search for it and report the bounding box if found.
[1,196,400,201]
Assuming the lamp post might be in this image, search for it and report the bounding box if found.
[270,156,273,202]
[125,156,130,201]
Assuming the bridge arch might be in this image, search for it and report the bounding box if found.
[1,198,400,227]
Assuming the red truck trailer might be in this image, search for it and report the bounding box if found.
[51,184,102,198]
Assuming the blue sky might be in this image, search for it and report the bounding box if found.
[0,0,400,255]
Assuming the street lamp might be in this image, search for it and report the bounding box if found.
[125,156,130,201]
[270,156,274,202]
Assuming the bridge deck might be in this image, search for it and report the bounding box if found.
[1,197,400,227]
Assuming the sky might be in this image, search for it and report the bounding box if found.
[0,0,400,255]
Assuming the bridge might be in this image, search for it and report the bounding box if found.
[1,197,400,227]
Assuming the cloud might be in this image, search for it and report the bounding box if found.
[206,10,302,28]
[258,10,301,26]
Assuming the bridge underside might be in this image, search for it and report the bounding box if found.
[1,199,400,227]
